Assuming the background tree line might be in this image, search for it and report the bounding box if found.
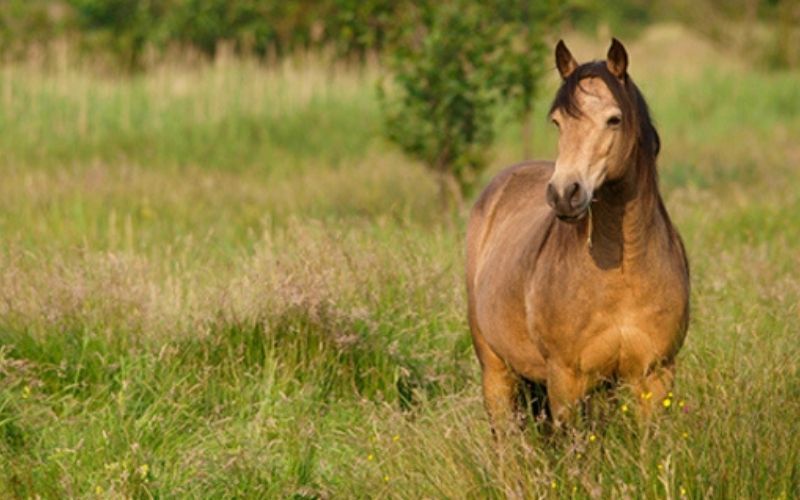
[1,0,797,70]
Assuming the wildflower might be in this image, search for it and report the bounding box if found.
[641,391,653,400]
[22,386,31,399]
[668,392,674,398]
[367,454,374,461]
[588,434,597,443]
[95,486,104,495]
[678,400,686,408]
[138,464,149,479]
[572,485,578,494]
[680,486,687,497]
[621,403,629,413]
[384,475,390,482]
[551,480,557,490]
[662,398,672,408]
[657,463,664,471]
[682,432,689,439]
[392,435,400,442]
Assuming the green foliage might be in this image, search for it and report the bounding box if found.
[69,0,170,69]
[1,0,798,71]
[164,0,322,57]
[0,0,420,68]
[566,0,655,36]
[0,1,386,70]
[381,2,495,198]
[328,0,402,58]
[490,0,561,119]
[381,0,558,200]
[0,1,70,55]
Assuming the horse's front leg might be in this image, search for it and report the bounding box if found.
[472,332,520,437]
[481,361,520,438]
[546,361,588,427]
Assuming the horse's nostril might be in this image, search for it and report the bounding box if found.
[546,183,558,208]
[568,182,586,209]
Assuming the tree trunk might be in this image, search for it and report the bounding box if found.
[776,0,800,68]
[521,108,533,160]
[437,170,464,228]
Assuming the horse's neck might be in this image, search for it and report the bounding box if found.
[589,155,663,270]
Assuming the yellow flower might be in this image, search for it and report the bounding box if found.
[588,434,597,443]
[138,464,149,479]
[621,404,629,413]
[682,432,689,439]
[657,463,664,471]
[384,475,390,482]
[22,386,31,399]
[392,435,400,442]
[551,480,557,490]
[572,485,578,493]
[678,400,686,408]
[668,392,674,398]
[680,486,687,497]
[641,391,653,400]
[662,398,672,408]
[367,454,374,461]
[95,485,104,495]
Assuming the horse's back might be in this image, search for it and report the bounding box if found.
[466,161,555,381]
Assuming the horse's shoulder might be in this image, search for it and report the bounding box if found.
[468,161,554,276]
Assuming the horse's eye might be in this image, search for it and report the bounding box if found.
[607,116,622,127]
[551,119,560,129]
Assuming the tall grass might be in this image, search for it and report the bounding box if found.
[0,53,379,173]
[1,27,799,497]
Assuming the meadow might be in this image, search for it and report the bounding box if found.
[1,25,799,498]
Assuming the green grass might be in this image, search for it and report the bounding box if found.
[0,55,379,174]
[1,30,800,498]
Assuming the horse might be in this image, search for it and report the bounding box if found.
[466,39,689,431]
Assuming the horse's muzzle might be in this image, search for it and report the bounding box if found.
[546,181,590,222]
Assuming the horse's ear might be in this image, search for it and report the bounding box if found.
[555,40,578,80]
[606,38,628,78]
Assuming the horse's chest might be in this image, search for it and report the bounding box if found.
[527,264,683,377]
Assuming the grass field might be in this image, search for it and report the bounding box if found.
[1,26,799,498]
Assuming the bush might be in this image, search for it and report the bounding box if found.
[380,0,559,210]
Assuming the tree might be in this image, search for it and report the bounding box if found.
[69,0,172,70]
[380,0,558,214]
[490,0,562,158]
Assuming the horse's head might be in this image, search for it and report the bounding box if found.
[546,38,657,222]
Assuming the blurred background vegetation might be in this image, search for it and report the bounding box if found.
[0,0,798,70]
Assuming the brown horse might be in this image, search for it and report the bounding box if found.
[466,39,689,431]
